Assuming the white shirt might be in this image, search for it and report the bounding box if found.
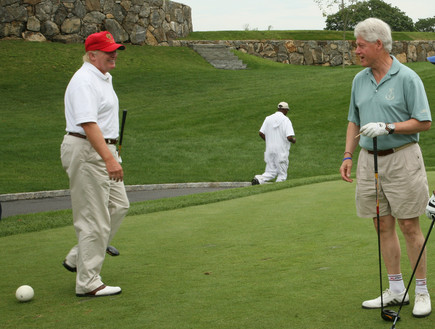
[64,62,119,139]
[260,111,295,155]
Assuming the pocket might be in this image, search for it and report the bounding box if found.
[403,146,422,173]
[60,142,71,170]
[84,143,103,164]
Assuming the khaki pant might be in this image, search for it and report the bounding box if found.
[61,134,129,294]
[356,143,428,219]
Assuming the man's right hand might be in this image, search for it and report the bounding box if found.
[340,159,353,183]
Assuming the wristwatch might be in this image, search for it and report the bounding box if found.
[386,123,395,134]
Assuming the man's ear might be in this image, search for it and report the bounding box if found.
[376,39,383,50]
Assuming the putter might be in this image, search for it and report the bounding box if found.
[391,214,435,328]
[373,137,399,322]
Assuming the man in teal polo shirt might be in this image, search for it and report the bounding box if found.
[339,18,432,318]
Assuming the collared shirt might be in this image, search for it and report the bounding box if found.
[64,62,119,139]
[348,56,431,151]
[260,111,295,155]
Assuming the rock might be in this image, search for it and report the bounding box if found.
[22,31,46,41]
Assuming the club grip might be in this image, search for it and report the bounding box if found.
[119,109,127,146]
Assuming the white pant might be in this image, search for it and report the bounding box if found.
[255,152,289,184]
[61,135,129,294]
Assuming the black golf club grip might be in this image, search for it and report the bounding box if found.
[119,109,127,146]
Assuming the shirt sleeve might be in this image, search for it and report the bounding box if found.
[285,119,295,137]
[405,74,432,122]
[68,81,99,127]
[347,77,360,126]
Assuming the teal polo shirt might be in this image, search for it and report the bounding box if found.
[348,56,431,151]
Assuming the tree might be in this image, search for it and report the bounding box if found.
[415,17,435,32]
[324,0,415,31]
[314,0,361,67]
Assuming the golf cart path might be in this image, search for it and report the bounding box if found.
[0,182,250,218]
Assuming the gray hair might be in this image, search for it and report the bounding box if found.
[82,51,98,63]
[354,18,392,53]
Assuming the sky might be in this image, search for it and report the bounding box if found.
[180,0,435,31]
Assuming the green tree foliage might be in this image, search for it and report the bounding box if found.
[325,0,415,31]
[415,17,435,32]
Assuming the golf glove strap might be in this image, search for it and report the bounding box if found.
[360,122,388,138]
[426,192,435,220]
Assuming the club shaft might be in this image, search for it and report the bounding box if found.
[372,138,385,312]
[394,218,435,322]
[118,109,127,155]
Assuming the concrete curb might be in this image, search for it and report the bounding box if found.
[0,182,251,202]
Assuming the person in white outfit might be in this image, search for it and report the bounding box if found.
[61,31,130,297]
[252,102,296,185]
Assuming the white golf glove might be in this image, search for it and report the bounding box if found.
[359,122,389,138]
[426,192,435,220]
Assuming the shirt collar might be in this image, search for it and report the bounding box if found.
[83,62,111,81]
[366,55,400,84]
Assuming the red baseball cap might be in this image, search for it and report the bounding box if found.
[85,31,125,52]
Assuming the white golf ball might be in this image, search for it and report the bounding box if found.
[16,285,34,302]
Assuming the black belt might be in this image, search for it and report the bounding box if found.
[366,142,415,156]
[67,132,118,145]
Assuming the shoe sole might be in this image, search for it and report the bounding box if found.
[362,300,409,309]
[76,290,122,298]
[413,310,431,318]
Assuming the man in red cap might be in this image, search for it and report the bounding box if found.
[60,31,129,297]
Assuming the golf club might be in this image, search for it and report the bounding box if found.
[373,137,400,322]
[118,109,127,160]
[390,214,435,328]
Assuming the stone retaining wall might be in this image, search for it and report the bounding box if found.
[0,0,192,45]
[173,39,435,66]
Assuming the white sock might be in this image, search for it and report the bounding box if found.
[389,274,405,293]
[415,278,429,294]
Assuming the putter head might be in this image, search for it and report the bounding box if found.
[381,309,399,322]
[106,245,120,256]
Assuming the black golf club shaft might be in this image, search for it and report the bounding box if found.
[390,217,435,328]
[373,138,385,315]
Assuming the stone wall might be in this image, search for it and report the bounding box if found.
[173,39,435,66]
[0,0,192,45]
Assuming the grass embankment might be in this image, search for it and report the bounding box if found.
[1,39,435,236]
[1,39,435,195]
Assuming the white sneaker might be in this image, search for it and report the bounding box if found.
[76,285,121,297]
[413,293,431,318]
[362,289,409,309]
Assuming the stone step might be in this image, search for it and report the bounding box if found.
[191,44,247,70]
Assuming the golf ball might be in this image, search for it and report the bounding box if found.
[16,285,34,302]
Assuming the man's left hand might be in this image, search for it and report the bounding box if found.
[359,122,389,138]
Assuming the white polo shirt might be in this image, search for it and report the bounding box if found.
[64,62,119,139]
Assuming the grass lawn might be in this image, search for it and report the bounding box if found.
[1,39,435,194]
[2,175,435,329]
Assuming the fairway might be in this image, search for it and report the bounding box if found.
[1,175,435,328]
